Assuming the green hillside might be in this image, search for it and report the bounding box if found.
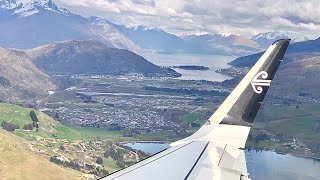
[0,103,81,142]
[251,103,320,156]
[0,103,141,176]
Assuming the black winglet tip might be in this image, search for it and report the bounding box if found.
[272,39,291,45]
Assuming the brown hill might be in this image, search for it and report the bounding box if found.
[0,129,85,180]
[270,53,320,98]
[26,40,181,77]
[0,47,56,103]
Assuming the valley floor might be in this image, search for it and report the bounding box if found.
[1,75,320,179]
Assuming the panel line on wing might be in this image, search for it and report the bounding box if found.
[184,142,210,180]
[218,144,227,166]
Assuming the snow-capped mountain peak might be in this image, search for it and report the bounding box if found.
[1,0,71,17]
[0,0,22,9]
[251,31,311,48]
[251,32,291,41]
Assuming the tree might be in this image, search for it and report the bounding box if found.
[96,157,103,165]
[54,112,59,119]
[115,160,126,169]
[30,110,39,124]
[102,169,109,176]
[104,148,116,158]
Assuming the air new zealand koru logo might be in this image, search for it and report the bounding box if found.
[251,71,272,94]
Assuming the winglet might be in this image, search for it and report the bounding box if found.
[216,39,291,127]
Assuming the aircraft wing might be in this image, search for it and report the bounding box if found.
[103,39,291,180]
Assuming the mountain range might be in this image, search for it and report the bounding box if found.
[251,32,311,49]
[0,0,139,51]
[1,0,311,56]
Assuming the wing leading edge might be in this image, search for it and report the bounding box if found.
[103,39,291,180]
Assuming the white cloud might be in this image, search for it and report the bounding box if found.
[54,0,320,38]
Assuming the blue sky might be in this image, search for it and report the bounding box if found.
[55,0,320,38]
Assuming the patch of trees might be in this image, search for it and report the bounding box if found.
[253,134,269,143]
[104,148,119,160]
[96,157,103,165]
[50,156,81,170]
[123,129,140,137]
[76,93,97,103]
[0,76,11,87]
[191,123,201,127]
[299,92,309,97]
[104,146,131,169]
[194,98,207,103]
[50,156,108,177]
[23,123,34,130]
[144,86,228,96]
[96,168,109,177]
[59,145,65,151]
[1,121,19,132]
[108,123,122,131]
[121,145,149,157]
[115,160,126,169]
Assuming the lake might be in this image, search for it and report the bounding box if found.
[124,142,320,180]
[141,52,235,82]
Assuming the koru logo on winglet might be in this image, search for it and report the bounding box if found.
[251,71,272,94]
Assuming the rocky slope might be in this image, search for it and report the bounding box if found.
[0,46,55,103]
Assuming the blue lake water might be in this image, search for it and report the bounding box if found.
[141,52,234,82]
[124,143,320,180]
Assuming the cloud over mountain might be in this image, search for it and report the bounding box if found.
[54,0,320,39]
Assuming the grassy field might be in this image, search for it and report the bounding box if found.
[70,127,134,141]
[257,103,320,122]
[180,113,203,123]
[254,103,320,140]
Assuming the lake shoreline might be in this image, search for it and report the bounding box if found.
[124,141,320,161]
[248,147,320,161]
[120,141,170,144]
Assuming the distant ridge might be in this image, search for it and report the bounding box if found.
[26,40,181,77]
[229,38,320,97]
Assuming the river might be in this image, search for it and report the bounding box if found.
[141,52,234,82]
[124,142,320,180]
